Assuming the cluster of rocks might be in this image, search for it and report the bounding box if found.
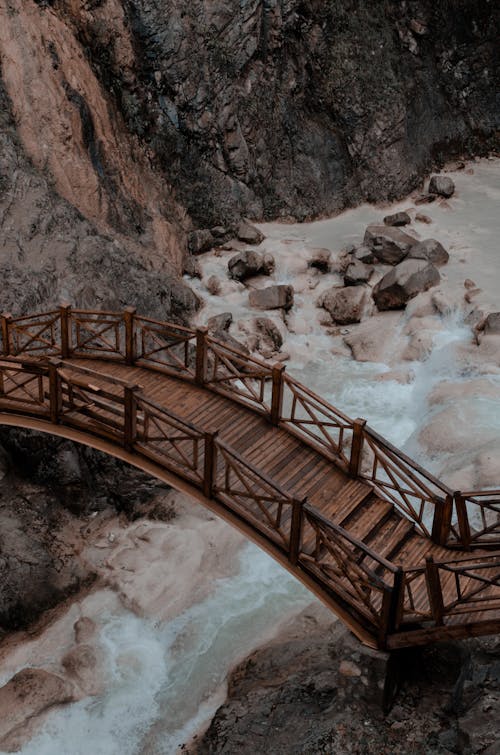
[316,181,453,327]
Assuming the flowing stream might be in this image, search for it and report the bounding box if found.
[4,159,500,754]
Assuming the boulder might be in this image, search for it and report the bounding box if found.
[415,213,432,224]
[188,229,214,254]
[319,286,368,325]
[363,225,417,265]
[307,248,331,273]
[353,245,375,264]
[207,312,233,334]
[407,239,449,266]
[414,193,437,205]
[206,275,221,296]
[0,668,76,746]
[344,258,373,286]
[253,317,283,351]
[429,175,455,198]
[383,211,411,227]
[236,220,265,245]
[183,256,201,278]
[372,259,440,310]
[484,313,500,334]
[228,250,275,282]
[217,331,250,355]
[249,285,294,311]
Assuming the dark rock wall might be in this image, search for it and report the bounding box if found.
[103,0,498,226]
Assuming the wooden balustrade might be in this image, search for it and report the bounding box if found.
[1,307,500,648]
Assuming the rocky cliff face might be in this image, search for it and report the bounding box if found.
[1,0,498,315]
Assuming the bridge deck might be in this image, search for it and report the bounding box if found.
[1,307,499,650]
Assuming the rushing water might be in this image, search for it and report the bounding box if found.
[5,159,500,754]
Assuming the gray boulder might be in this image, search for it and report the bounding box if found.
[373,259,440,310]
[228,250,275,282]
[207,312,233,334]
[237,220,265,245]
[353,245,375,264]
[429,175,455,198]
[319,286,368,325]
[344,259,373,286]
[383,211,411,227]
[363,225,417,265]
[307,249,331,273]
[188,229,214,254]
[407,239,449,266]
[249,285,294,311]
[254,317,283,351]
[484,313,500,334]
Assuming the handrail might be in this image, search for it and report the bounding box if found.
[0,306,495,548]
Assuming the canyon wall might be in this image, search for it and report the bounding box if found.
[0,0,498,313]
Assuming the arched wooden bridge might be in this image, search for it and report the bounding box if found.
[0,306,499,651]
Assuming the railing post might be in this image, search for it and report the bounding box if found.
[1,313,12,357]
[349,418,366,477]
[270,363,285,425]
[59,302,72,358]
[425,557,445,625]
[378,568,404,647]
[124,384,139,450]
[289,497,305,565]
[48,358,62,424]
[454,491,471,549]
[196,326,208,385]
[124,306,136,366]
[431,493,453,546]
[203,430,218,498]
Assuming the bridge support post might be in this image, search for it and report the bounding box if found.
[124,384,139,450]
[425,557,445,625]
[124,307,137,365]
[379,567,404,647]
[48,359,63,424]
[59,302,72,359]
[203,431,218,498]
[270,363,285,425]
[1,313,12,357]
[289,497,305,565]
[431,493,453,546]
[454,491,471,549]
[349,418,366,477]
[196,327,208,385]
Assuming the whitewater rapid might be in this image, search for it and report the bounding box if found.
[4,158,500,754]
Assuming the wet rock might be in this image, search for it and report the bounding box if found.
[62,644,101,695]
[407,238,449,266]
[253,317,283,352]
[216,331,250,355]
[344,259,373,286]
[228,250,275,282]
[188,229,214,255]
[0,668,76,749]
[363,225,417,265]
[74,616,96,644]
[205,275,221,296]
[319,286,368,325]
[183,256,201,279]
[483,313,500,334]
[353,245,375,264]
[373,259,440,310]
[307,249,331,273]
[383,211,411,227]
[415,213,432,224]
[414,193,437,205]
[236,220,265,245]
[207,312,233,334]
[429,175,455,198]
[249,285,294,312]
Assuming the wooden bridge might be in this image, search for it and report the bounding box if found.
[0,306,499,651]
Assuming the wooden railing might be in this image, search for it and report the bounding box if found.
[0,306,497,554]
[1,307,500,647]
